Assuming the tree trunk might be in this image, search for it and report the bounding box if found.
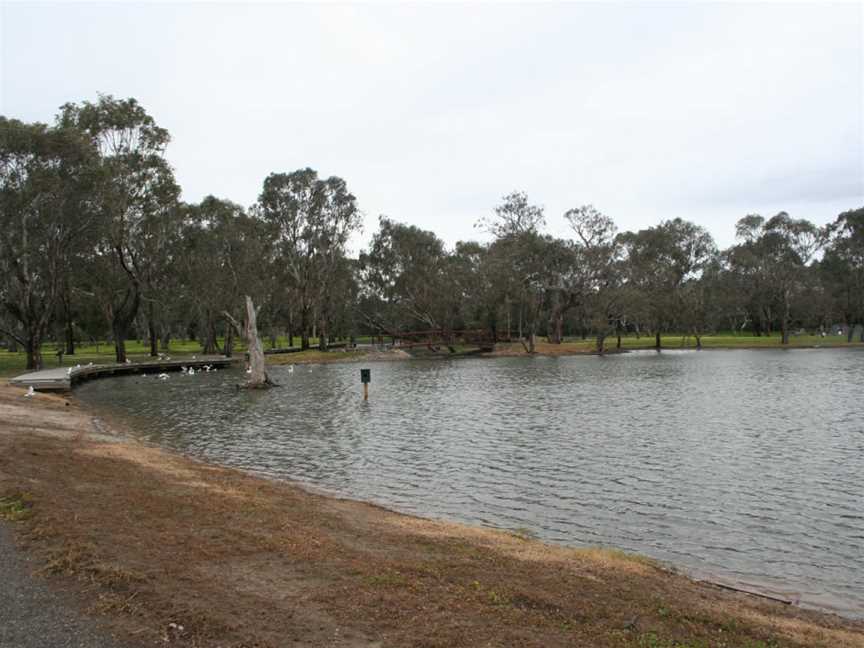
[318,318,327,351]
[113,322,128,364]
[242,296,271,388]
[25,334,43,371]
[781,300,790,345]
[148,312,158,358]
[596,334,606,355]
[517,302,523,341]
[547,291,563,344]
[695,334,702,350]
[65,320,75,356]
[160,330,171,352]
[202,315,219,354]
[506,298,511,342]
[655,330,661,351]
[300,306,310,350]
[224,322,234,358]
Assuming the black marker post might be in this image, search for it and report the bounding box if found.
[360,368,371,401]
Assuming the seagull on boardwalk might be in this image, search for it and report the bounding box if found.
[24,386,35,398]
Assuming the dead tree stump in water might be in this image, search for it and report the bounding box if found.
[225,296,274,389]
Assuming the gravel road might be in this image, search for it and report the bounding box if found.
[0,523,132,648]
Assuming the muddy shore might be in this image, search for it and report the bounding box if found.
[0,384,862,648]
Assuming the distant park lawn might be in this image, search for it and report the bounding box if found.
[2,333,860,379]
[563,332,862,350]
[0,336,308,378]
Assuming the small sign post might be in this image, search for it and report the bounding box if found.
[360,368,371,401]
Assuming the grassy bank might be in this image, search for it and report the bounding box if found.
[0,385,861,648]
[492,334,863,357]
[2,333,860,378]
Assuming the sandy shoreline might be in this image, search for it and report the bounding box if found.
[1,383,862,647]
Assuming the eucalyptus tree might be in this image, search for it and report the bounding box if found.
[480,192,553,352]
[618,218,716,349]
[448,241,497,334]
[733,213,820,344]
[257,168,361,349]
[58,95,179,362]
[0,117,96,369]
[180,196,267,355]
[562,205,623,351]
[359,217,453,333]
[821,207,864,341]
[725,216,775,335]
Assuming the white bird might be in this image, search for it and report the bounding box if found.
[125,358,131,364]
[188,368,195,376]
[245,367,252,374]
[158,373,169,380]
[288,365,294,374]
[66,368,72,376]
[192,355,197,360]
[181,366,188,373]
[24,386,35,398]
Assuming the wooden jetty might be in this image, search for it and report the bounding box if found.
[9,357,237,392]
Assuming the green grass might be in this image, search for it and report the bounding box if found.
[0,335,366,377]
[0,338,252,378]
[3,332,860,378]
[267,349,368,364]
[561,332,862,351]
[0,492,34,521]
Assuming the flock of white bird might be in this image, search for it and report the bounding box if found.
[155,364,218,380]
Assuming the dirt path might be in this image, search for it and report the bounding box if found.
[0,384,861,648]
[0,523,135,648]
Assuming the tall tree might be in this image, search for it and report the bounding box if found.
[58,95,178,362]
[257,168,361,350]
[563,205,623,351]
[732,212,822,345]
[618,218,716,349]
[359,217,453,333]
[480,192,552,353]
[0,117,96,369]
[821,207,864,341]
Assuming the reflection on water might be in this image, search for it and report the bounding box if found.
[76,349,864,617]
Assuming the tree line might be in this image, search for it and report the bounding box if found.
[1,95,862,370]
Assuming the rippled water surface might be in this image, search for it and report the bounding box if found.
[76,349,864,616]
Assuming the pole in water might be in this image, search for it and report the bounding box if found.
[360,368,371,400]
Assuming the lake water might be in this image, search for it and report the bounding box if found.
[75,349,864,617]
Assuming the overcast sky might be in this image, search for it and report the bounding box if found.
[1,1,861,252]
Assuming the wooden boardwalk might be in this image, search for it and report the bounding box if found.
[9,357,237,392]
